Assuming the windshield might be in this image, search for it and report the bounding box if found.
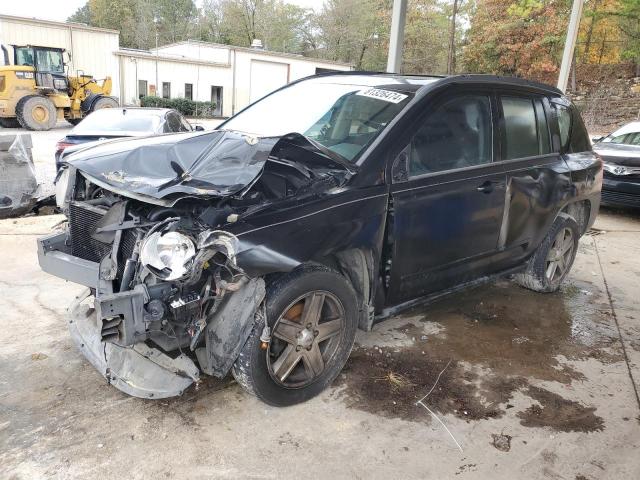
[602,131,640,146]
[73,109,162,133]
[222,81,413,161]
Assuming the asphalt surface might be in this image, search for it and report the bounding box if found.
[0,208,639,479]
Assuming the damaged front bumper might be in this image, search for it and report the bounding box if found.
[38,230,266,399]
[69,289,200,399]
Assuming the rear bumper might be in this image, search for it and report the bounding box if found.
[602,176,640,208]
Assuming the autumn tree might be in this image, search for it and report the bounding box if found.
[462,0,573,81]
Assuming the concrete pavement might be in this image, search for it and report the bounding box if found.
[0,208,639,479]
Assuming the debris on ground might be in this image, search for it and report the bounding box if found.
[491,433,512,452]
[0,134,38,219]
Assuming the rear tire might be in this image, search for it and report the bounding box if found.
[232,264,358,406]
[515,213,579,293]
[16,95,57,131]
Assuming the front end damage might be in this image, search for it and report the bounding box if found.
[38,131,350,398]
[39,207,266,398]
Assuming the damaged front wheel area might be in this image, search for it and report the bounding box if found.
[232,264,358,406]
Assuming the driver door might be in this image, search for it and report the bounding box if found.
[386,91,507,304]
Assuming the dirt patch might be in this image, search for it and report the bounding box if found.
[336,346,526,422]
[517,386,605,433]
[337,280,619,426]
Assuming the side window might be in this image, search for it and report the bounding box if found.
[555,104,572,151]
[554,103,591,153]
[179,116,192,132]
[409,95,492,176]
[534,99,551,154]
[501,96,539,159]
[165,113,181,132]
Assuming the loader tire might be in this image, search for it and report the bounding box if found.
[16,95,57,131]
[91,96,118,111]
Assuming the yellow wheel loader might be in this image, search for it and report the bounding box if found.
[0,45,118,131]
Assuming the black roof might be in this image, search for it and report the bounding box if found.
[309,71,563,96]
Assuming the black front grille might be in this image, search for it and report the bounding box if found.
[69,202,112,263]
[69,202,139,279]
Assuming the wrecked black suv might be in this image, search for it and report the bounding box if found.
[38,73,602,405]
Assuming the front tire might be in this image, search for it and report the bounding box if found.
[515,213,579,292]
[232,264,358,406]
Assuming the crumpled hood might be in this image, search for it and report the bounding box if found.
[64,130,277,200]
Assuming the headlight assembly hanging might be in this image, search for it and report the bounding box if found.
[140,231,196,281]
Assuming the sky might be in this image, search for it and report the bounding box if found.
[1,0,325,23]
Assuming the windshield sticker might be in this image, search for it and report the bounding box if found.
[356,88,408,104]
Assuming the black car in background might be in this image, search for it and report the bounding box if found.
[55,107,203,170]
[40,73,601,406]
[593,122,640,209]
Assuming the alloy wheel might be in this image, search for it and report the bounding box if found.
[267,291,345,388]
[545,227,574,283]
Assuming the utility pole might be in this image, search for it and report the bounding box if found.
[154,16,159,97]
[557,0,584,92]
[386,0,408,73]
[447,0,460,75]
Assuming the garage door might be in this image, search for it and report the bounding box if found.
[249,60,289,103]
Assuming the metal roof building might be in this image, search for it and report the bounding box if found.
[0,14,353,118]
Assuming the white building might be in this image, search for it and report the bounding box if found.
[0,15,353,118]
[117,41,352,117]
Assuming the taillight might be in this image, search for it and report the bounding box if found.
[55,140,73,152]
[0,76,5,92]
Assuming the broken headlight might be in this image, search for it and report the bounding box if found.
[140,231,196,281]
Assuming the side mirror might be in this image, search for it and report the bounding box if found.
[194,125,205,132]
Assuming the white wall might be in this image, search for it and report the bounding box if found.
[119,45,351,118]
[233,49,351,113]
[155,43,229,65]
[0,15,120,100]
[118,53,234,116]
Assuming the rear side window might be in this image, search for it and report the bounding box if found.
[409,94,493,175]
[501,96,553,160]
[554,103,591,153]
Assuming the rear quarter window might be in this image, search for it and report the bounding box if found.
[553,103,591,153]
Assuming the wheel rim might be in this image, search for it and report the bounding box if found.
[267,291,345,388]
[545,227,574,283]
[32,105,49,123]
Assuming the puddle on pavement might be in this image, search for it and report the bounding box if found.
[335,279,620,432]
